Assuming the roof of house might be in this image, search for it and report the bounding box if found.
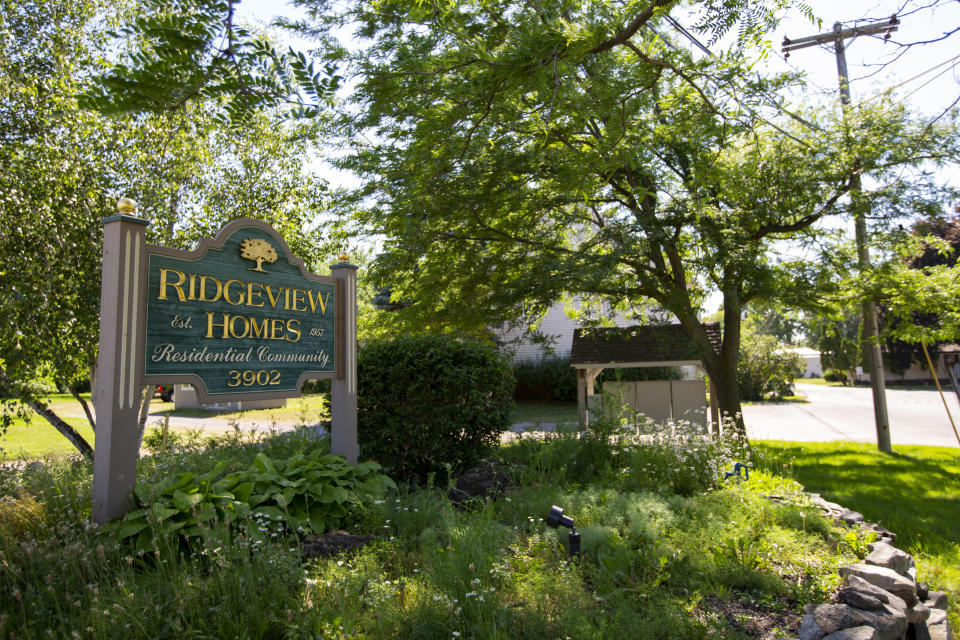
[783,347,821,357]
[570,323,722,368]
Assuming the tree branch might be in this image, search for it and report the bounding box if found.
[589,0,676,55]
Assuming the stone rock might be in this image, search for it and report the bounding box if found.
[796,613,826,640]
[839,587,885,611]
[865,542,913,575]
[927,609,947,627]
[925,591,948,611]
[447,461,511,504]
[810,494,845,513]
[840,508,865,525]
[865,524,897,543]
[909,621,933,640]
[845,575,908,612]
[805,603,906,640]
[927,618,952,640]
[917,582,930,601]
[300,530,375,559]
[840,563,918,606]
[823,626,879,640]
[907,603,931,625]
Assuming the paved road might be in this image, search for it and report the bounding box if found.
[742,383,960,447]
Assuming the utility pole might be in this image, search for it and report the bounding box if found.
[783,16,899,453]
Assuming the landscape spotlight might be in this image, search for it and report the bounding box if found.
[546,505,581,558]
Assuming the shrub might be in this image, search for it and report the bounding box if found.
[503,412,745,496]
[513,356,578,401]
[358,334,515,483]
[737,334,804,401]
[823,368,848,384]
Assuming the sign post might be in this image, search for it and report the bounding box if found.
[92,200,148,523]
[92,200,357,523]
[330,258,358,464]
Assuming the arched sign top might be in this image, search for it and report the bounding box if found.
[140,218,343,403]
[148,218,337,286]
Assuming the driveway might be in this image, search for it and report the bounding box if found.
[742,382,960,447]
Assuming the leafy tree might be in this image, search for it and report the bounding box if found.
[306,1,957,435]
[870,213,960,368]
[737,332,804,401]
[807,311,862,378]
[86,0,960,437]
[0,0,337,459]
[741,303,806,345]
[0,0,119,458]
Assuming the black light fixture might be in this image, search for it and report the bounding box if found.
[546,505,581,558]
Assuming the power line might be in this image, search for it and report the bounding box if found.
[645,25,811,145]
[857,52,960,106]
[660,16,822,132]
[878,60,959,113]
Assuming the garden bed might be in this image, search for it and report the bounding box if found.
[0,425,954,639]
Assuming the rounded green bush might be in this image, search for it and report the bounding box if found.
[357,334,515,483]
[823,368,848,384]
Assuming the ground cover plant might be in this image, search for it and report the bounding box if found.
[0,412,897,640]
[754,439,960,628]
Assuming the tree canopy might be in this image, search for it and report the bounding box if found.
[302,1,957,430]
[39,0,960,437]
[0,0,340,459]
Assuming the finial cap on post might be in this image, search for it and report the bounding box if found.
[117,198,138,214]
[338,252,350,263]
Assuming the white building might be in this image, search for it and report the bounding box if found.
[783,347,823,378]
[496,300,639,363]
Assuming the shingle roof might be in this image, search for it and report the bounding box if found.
[570,323,722,366]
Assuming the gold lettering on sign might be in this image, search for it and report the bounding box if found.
[198,275,222,303]
[223,279,244,305]
[205,312,303,342]
[158,268,187,302]
[156,268,331,321]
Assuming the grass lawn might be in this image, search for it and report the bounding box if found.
[794,378,842,386]
[755,439,960,626]
[1,393,330,461]
[0,414,94,461]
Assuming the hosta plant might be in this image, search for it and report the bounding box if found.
[100,451,396,552]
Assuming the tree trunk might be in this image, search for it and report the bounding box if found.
[26,399,94,461]
[0,365,94,460]
[674,295,747,440]
[70,387,96,432]
[136,385,155,451]
[708,357,746,438]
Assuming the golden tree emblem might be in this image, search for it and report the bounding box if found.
[239,238,278,273]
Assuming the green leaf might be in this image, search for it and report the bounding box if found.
[173,490,204,513]
[118,521,149,539]
[231,482,255,503]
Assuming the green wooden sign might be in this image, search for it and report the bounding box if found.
[141,220,339,400]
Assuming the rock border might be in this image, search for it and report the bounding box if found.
[789,494,952,640]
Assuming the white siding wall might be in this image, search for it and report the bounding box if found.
[499,300,636,363]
